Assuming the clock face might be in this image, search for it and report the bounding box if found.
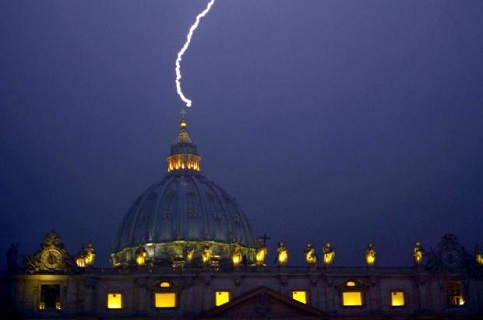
[41,249,63,269]
[441,250,460,269]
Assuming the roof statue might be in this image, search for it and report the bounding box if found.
[3,118,482,319]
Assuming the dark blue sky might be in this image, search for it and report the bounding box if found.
[1,0,482,267]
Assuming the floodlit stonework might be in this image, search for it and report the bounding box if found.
[1,120,482,319]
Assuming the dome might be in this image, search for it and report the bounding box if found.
[111,118,256,266]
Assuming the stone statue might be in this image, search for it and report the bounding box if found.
[84,243,95,266]
[413,241,424,266]
[254,237,267,267]
[475,246,483,266]
[135,245,147,266]
[276,241,288,266]
[25,255,41,274]
[304,243,317,267]
[202,242,211,265]
[365,243,376,267]
[75,243,95,268]
[231,243,243,267]
[184,246,195,263]
[322,242,335,266]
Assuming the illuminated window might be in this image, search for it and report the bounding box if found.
[215,291,230,306]
[342,292,362,306]
[292,291,307,304]
[107,293,123,309]
[155,292,177,308]
[39,285,61,310]
[160,282,171,288]
[346,281,356,287]
[391,291,405,307]
[446,282,465,306]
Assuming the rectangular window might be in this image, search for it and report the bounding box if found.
[292,291,307,304]
[155,292,177,308]
[39,285,61,310]
[342,292,362,306]
[391,291,405,307]
[107,293,123,309]
[446,282,465,306]
[215,291,230,306]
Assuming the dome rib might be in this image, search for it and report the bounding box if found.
[203,181,225,239]
[190,175,207,240]
[111,119,256,266]
[215,184,234,242]
[174,177,181,240]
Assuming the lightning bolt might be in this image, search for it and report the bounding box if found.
[175,0,216,108]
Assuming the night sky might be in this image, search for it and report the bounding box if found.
[1,0,482,268]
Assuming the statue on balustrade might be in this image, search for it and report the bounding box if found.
[322,242,335,266]
[231,243,243,267]
[276,241,288,266]
[254,237,267,267]
[365,243,376,267]
[413,241,425,266]
[202,242,211,265]
[304,243,317,267]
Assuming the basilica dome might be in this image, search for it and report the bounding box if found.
[111,119,256,267]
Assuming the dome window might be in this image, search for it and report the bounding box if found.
[206,190,215,198]
[188,211,198,219]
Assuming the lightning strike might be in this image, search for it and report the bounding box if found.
[175,0,216,108]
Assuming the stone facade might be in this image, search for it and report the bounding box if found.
[2,250,482,319]
[2,122,482,319]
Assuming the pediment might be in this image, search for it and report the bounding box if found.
[425,233,475,273]
[204,286,326,319]
[24,232,75,274]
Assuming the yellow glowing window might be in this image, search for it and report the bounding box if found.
[159,282,171,288]
[346,281,356,287]
[155,292,176,308]
[342,292,362,306]
[215,291,230,306]
[107,293,122,309]
[292,291,307,304]
[391,291,405,306]
[445,282,465,306]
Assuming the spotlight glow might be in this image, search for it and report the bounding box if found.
[175,0,216,108]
